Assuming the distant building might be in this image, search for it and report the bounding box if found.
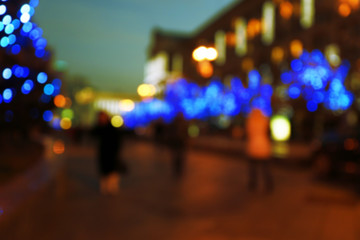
[145,0,360,140]
[146,0,360,92]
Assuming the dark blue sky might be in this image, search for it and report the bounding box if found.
[34,0,235,94]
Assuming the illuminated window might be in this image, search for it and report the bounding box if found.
[235,18,247,56]
[290,40,303,58]
[172,53,183,74]
[280,1,293,19]
[144,51,168,87]
[262,1,275,45]
[215,31,226,65]
[300,0,315,29]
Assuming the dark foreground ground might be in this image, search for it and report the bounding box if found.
[1,138,360,240]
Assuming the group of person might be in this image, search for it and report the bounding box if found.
[92,107,273,195]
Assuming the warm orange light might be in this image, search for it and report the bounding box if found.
[348,0,359,9]
[247,19,261,39]
[290,39,303,58]
[197,61,213,78]
[280,1,293,19]
[271,46,285,64]
[53,140,65,154]
[60,118,72,130]
[241,58,254,72]
[338,3,352,17]
[54,95,66,108]
[137,84,156,98]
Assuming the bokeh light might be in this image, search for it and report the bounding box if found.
[280,1,293,19]
[61,109,74,119]
[270,115,291,141]
[2,68,11,79]
[53,140,65,154]
[54,94,66,108]
[137,83,156,98]
[290,40,303,58]
[338,3,352,17]
[3,88,12,103]
[37,72,47,84]
[111,115,124,128]
[42,110,53,122]
[60,118,72,130]
[119,99,135,112]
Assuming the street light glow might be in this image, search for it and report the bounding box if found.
[137,83,156,98]
[192,46,218,62]
[270,115,291,141]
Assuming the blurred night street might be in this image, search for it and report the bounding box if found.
[1,137,360,240]
[3,0,360,239]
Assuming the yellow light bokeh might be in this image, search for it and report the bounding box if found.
[280,1,293,19]
[137,84,156,98]
[270,115,291,141]
[192,46,207,61]
[339,3,351,17]
[290,39,303,58]
[54,95,66,108]
[206,47,218,61]
[119,99,135,112]
[111,115,124,128]
[192,46,218,61]
[75,87,94,104]
[60,118,72,130]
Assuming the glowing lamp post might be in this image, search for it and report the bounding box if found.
[192,46,218,78]
[270,115,291,142]
[192,46,218,61]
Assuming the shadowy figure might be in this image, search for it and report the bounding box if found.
[167,114,188,177]
[92,111,124,195]
[245,108,273,193]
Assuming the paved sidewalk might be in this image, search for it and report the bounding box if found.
[1,139,359,240]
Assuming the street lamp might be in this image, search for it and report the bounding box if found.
[192,46,218,78]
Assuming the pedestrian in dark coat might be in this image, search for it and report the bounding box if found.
[93,111,122,195]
